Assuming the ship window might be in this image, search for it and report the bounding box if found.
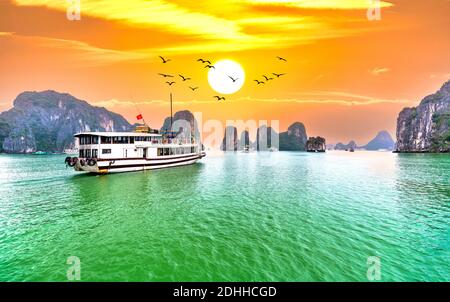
[101,136,112,144]
[113,136,127,144]
[191,147,194,153]
[92,149,98,158]
[79,149,85,157]
[91,136,99,144]
[164,148,169,156]
[169,148,174,155]
[80,136,85,145]
[102,149,111,154]
[129,137,134,144]
[86,149,91,158]
[157,148,163,156]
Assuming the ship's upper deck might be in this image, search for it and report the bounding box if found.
[74,132,162,137]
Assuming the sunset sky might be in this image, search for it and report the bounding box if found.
[1,0,449,144]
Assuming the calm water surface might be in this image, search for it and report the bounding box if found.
[0,152,448,281]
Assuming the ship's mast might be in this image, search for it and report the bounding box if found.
[170,93,173,130]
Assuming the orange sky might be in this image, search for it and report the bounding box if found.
[0,0,449,144]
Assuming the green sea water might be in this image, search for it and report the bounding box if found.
[0,152,448,281]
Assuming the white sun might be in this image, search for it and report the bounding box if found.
[208,60,245,95]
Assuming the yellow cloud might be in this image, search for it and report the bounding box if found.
[13,0,394,55]
[14,0,244,40]
[95,92,412,108]
[245,0,393,9]
[291,91,411,105]
[8,33,148,66]
[370,67,390,76]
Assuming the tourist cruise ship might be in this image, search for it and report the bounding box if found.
[65,125,205,174]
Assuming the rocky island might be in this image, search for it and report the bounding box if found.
[279,122,308,151]
[395,80,450,152]
[0,91,132,153]
[306,137,326,152]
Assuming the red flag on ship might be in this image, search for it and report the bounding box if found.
[136,114,143,120]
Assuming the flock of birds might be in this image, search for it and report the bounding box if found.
[156,55,287,101]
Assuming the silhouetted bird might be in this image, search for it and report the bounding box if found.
[179,74,191,81]
[197,59,212,64]
[166,81,176,86]
[228,75,239,82]
[272,73,286,78]
[213,96,225,101]
[159,56,171,63]
[158,73,174,78]
[205,65,215,69]
[263,75,273,81]
[276,56,287,62]
[254,80,265,84]
[189,87,199,91]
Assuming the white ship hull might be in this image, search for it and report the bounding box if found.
[74,153,205,174]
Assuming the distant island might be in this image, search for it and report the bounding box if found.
[364,131,395,151]
[334,140,358,151]
[334,131,395,151]
[221,122,309,151]
[1,80,448,154]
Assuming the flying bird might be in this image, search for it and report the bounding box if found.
[263,75,273,81]
[158,73,174,78]
[179,74,191,81]
[228,75,239,83]
[205,65,215,69]
[159,56,171,63]
[213,96,225,101]
[166,81,176,86]
[197,59,212,64]
[276,56,287,62]
[254,80,265,84]
[272,73,286,78]
[189,86,199,91]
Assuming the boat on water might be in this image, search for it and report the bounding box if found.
[63,148,79,155]
[64,125,205,174]
[64,93,205,174]
[33,151,48,155]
